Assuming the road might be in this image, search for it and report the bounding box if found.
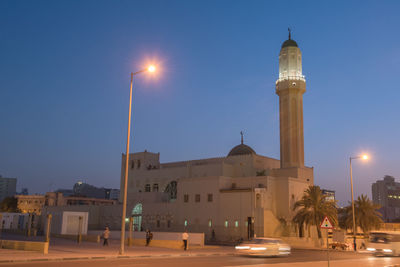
[6,249,400,267]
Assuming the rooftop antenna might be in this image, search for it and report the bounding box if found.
[288,27,291,40]
[240,131,244,144]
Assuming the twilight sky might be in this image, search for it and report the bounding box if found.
[1,0,400,205]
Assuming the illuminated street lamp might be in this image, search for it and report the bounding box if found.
[120,65,156,255]
[349,154,368,252]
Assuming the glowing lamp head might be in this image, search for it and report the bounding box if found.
[148,65,156,72]
[362,155,368,160]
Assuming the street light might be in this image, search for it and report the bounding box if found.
[148,65,156,72]
[120,65,156,255]
[349,154,368,252]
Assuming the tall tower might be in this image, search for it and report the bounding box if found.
[276,30,306,169]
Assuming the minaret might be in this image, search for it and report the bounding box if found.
[276,29,305,169]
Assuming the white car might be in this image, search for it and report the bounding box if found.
[367,231,400,256]
[235,238,291,257]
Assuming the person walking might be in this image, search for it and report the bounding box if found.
[146,229,153,246]
[103,226,110,246]
[182,230,189,250]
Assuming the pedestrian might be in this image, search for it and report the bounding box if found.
[211,229,216,241]
[103,226,110,246]
[182,230,189,250]
[146,229,153,246]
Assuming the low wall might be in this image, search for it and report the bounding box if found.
[51,233,100,243]
[0,240,49,254]
[88,230,204,246]
[282,236,366,250]
[131,239,184,249]
[281,237,325,249]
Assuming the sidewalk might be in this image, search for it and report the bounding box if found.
[0,237,235,264]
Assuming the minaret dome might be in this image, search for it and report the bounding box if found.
[278,30,304,82]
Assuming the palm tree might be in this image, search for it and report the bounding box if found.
[343,194,382,236]
[292,185,338,238]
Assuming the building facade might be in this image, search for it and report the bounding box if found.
[56,182,120,200]
[118,34,315,241]
[16,195,45,215]
[0,176,17,202]
[322,189,336,202]
[16,193,117,215]
[372,175,400,222]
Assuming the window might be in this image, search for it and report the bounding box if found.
[137,160,141,169]
[195,194,200,202]
[184,219,188,227]
[224,220,228,228]
[184,194,189,203]
[164,181,177,200]
[235,221,239,227]
[153,184,159,192]
[207,194,213,202]
[167,220,171,228]
[145,184,151,192]
[156,220,160,228]
[208,220,212,227]
[131,160,134,169]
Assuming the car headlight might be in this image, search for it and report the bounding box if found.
[383,249,392,253]
[235,246,250,250]
[279,246,291,251]
[250,247,267,251]
[366,247,376,252]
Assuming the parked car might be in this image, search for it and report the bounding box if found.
[235,238,291,257]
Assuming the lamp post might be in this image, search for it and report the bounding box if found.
[120,65,156,255]
[349,154,368,252]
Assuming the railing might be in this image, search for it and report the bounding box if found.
[276,75,306,84]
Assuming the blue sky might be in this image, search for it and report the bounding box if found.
[1,0,400,205]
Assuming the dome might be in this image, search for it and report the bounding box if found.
[281,39,298,48]
[227,143,256,157]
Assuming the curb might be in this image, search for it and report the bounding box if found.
[0,252,236,264]
[292,247,357,252]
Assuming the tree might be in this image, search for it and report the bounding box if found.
[343,194,382,236]
[0,197,19,212]
[292,185,338,238]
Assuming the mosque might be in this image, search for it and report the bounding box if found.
[117,32,315,241]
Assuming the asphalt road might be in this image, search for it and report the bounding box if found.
[6,249,400,267]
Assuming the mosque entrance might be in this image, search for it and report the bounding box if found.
[132,203,142,231]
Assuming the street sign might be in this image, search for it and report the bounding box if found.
[320,216,334,229]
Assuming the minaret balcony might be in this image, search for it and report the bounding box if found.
[275,75,306,85]
[275,78,306,94]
